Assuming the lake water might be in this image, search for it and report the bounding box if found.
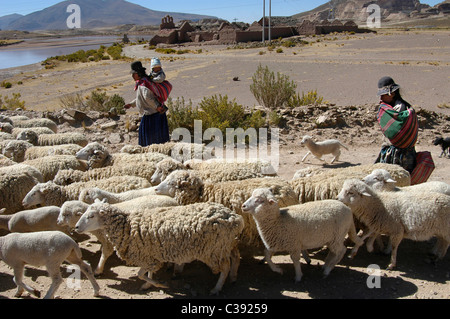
[0,35,151,70]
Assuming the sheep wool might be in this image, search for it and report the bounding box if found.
[337,179,450,269]
[77,201,244,294]
[23,155,88,182]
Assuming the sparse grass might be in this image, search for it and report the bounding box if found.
[0,93,25,110]
[288,90,325,107]
[59,91,125,113]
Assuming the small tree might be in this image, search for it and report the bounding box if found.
[250,64,297,110]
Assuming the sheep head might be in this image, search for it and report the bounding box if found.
[242,188,278,216]
[22,181,55,208]
[337,179,372,207]
[75,199,108,233]
[362,169,397,191]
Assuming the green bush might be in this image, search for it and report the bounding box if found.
[250,64,297,110]
[287,90,324,107]
[167,95,266,137]
[0,93,25,110]
[59,91,125,113]
[1,81,12,89]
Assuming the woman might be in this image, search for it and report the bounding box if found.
[124,61,170,147]
[374,76,419,173]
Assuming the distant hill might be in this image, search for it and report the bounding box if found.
[292,0,450,26]
[4,0,217,31]
[0,14,23,30]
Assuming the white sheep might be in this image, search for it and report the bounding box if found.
[17,130,88,147]
[23,144,83,161]
[12,127,55,138]
[0,231,99,299]
[0,206,69,234]
[0,132,13,142]
[184,157,277,176]
[0,164,44,214]
[363,168,450,195]
[22,155,87,182]
[58,195,179,275]
[300,135,349,164]
[75,200,244,294]
[2,140,34,162]
[22,176,152,208]
[150,157,270,185]
[155,170,299,254]
[337,179,450,269]
[79,186,158,204]
[0,122,13,133]
[75,142,169,169]
[53,160,157,185]
[11,118,58,133]
[241,188,364,282]
[290,163,411,204]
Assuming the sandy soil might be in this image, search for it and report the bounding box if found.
[0,30,449,302]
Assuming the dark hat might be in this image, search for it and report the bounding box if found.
[130,61,146,74]
[377,76,400,96]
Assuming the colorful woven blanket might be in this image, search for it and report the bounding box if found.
[135,78,172,105]
[377,102,418,149]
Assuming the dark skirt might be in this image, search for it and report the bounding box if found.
[138,112,170,147]
[375,144,417,174]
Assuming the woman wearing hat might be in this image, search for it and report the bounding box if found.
[124,61,170,146]
[375,76,419,173]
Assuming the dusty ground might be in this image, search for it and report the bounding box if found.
[0,30,449,302]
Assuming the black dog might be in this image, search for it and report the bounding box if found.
[433,136,450,158]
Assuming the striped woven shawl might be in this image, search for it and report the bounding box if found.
[135,78,172,105]
[377,102,418,149]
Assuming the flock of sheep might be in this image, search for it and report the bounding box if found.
[0,113,449,299]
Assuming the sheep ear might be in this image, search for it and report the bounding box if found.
[385,178,396,184]
[362,191,372,197]
[268,198,276,205]
[0,208,6,215]
[180,181,190,187]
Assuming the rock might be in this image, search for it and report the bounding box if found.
[100,122,118,131]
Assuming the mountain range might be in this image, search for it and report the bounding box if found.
[0,0,216,31]
[1,0,449,31]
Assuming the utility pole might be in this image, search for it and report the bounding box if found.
[268,0,271,42]
[262,0,265,43]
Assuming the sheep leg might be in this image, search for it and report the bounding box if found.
[301,151,311,162]
[387,235,403,270]
[323,244,346,278]
[302,250,311,265]
[430,237,450,260]
[210,258,231,295]
[66,251,100,297]
[94,242,114,276]
[13,265,41,298]
[264,249,283,275]
[43,267,63,299]
[290,251,303,283]
[229,247,241,283]
[138,267,168,290]
[331,150,341,164]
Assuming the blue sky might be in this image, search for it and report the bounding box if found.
[0,0,444,24]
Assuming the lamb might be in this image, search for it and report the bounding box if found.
[337,179,450,269]
[0,231,99,299]
[75,142,169,169]
[155,170,299,252]
[300,135,349,164]
[23,144,83,161]
[362,168,450,195]
[241,188,364,282]
[0,206,69,234]
[0,164,44,214]
[79,186,158,204]
[150,157,269,185]
[290,163,411,203]
[58,195,179,275]
[433,136,450,158]
[11,118,58,133]
[53,160,157,185]
[75,200,244,294]
[17,130,88,147]
[22,155,88,182]
[22,176,152,208]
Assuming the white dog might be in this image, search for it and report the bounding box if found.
[301,135,348,164]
